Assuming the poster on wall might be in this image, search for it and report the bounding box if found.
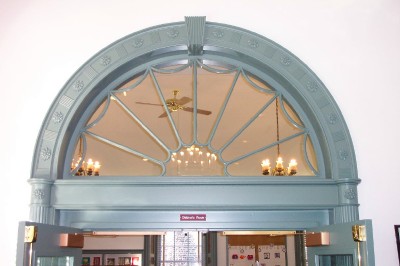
[82,257,90,266]
[106,258,115,265]
[257,244,286,266]
[93,256,101,265]
[228,245,256,266]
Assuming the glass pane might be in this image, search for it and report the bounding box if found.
[114,72,179,151]
[37,256,74,266]
[166,145,223,176]
[87,99,168,161]
[160,232,203,265]
[68,59,319,177]
[211,73,273,150]
[227,134,315,176]
[152,64,194,145]
[318,255,353,266]
[71,133,163,176]
[196,63,238,145]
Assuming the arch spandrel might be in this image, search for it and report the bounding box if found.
[32,17,356,181]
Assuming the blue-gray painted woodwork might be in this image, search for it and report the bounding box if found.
[29,17,359,229]
[16,221,83,266]
[307,219,375,265]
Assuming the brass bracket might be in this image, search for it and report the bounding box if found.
[352,225,366,242]
[24,226,37,243]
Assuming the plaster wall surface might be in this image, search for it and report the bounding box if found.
[1,0,400,265]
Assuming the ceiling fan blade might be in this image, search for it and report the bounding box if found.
[135,101,163,106]
[158,111,170,118]
[175,96,192,106]
[182,107,212,115]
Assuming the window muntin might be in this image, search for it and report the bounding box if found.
[69,59,318,177]
[158,231,204,266]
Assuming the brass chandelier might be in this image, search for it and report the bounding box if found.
[261,98,297,176]
[71,136,101,176]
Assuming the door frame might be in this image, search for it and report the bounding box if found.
[28,16,360,237]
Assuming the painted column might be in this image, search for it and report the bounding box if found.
[334,181,359,223]
[29,178,55,224]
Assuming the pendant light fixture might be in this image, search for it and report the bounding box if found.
[261,97,297,176]
[71,136,101,176]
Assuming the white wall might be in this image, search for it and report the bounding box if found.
[1,0,399,265]
[83,236,144,250]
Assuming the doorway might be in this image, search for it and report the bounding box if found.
[82,230,305,266]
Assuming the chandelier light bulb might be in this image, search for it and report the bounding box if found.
[261,157,297,176]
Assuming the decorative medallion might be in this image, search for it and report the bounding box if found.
[344,188,357,200]
[306,80,319,93]
[33,189,45,200]
[40,147,52,161]
[280,55,292,66]
[339,149,349,161]
[100,55,112,66]
[212,30,224,38]
[132,38,144,48]
[167,28,180,38]
[328,113,338,125]
[72,80,85,92]
[52,111,64,124]
[248,39,259,49]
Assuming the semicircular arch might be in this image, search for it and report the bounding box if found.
[29,17,359,226]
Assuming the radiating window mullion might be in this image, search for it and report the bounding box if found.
[206,69,241,148]
[85,95,112,130]
[149,68,183,149]
[304,134,319,175]
[193,60,199,145]
[111,92,170,154]
[84,131,164,166]
[218,94,278,156]
[227,131,306,165]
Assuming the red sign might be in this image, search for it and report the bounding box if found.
[180,214,206,221]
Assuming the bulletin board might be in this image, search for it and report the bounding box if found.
[227,235,287,266]
[82,249,143,266]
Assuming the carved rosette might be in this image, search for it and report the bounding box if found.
[338,183,359,204]
[167,28,180,38]
[132,38,144,48]
[339,149,349,161]
[72,80,85,92]
[306,80,319,93]
[40,147,52,161]
[51,111,64,124]
[280,55,292,66]
[30,182,51,204]
[33,189,45,200]
[344,188,357,200]
[248,39,259,49]
[29,179,55,223]
[335,182,359,222]
[212,30,224,39]
[328,113,338,125]
[100,55,112,66]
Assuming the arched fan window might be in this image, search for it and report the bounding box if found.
[69,59,318,177]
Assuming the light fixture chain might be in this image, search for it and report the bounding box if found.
[275,97,280,157]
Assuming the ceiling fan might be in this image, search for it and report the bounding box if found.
[135,90,212,118]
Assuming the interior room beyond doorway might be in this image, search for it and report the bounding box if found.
[82,230,303,266]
